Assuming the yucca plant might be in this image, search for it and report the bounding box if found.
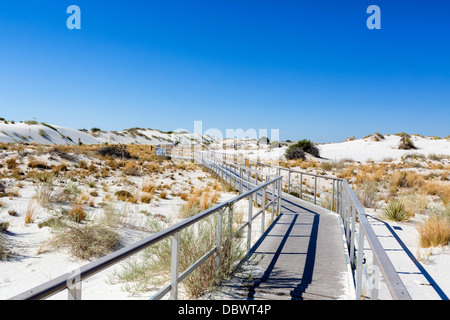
[382,199,408,222]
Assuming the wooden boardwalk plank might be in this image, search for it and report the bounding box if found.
[202,196,354,300]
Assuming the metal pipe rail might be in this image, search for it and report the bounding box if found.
[10,155,282,300]
[186,148,412,300]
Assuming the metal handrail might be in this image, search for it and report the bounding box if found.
[10,154,282,300]
[192,149,412,300]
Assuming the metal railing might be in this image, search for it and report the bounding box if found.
[10,153,282,300]
[186,149,412,300]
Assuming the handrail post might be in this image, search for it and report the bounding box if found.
[314,176,317,205]
[299,173,303,200]
[288,169,291,194]
[262,186,266,234]
[215,209,223,271]
[271,180,275,222]
[247,195,253,252]
[170,231,180,300]
[277,178,282,216]
[371,258,380,300]
[356,224,364,300]
[67,270,81,300]
[331,179,335,212]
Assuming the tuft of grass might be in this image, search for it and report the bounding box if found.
[0,234,10,260]
[6,158,17,170]
[25,199,39,224]
[115,190,137,203]
[382,199,408,222]
[51,223,119,260]
[158,191,167,199]
[418,214,450,248]
[123,160,140,176]
[67,205,87,222]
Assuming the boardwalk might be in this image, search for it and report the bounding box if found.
[203,195,354,300]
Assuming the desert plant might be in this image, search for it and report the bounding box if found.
[382,199,408,222]
[123,161,140,176]
[51,223,119,260]
[418,214,450,248]
[355,180,378,208]
[398,135,416,150]
[6,158,17,170]
[285,148,306,160]
[67,205,87,222]
[115,190,136,202]
[0,234,10,260]
[0,222,9,233]
[286,139,320,158]
[25,199,39,224]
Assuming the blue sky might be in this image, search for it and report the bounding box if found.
[0,1,449,142]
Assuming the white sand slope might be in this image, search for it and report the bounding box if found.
[0,122,218,146]
[319,134,450,162]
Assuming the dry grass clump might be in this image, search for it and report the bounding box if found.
[25,199,39,224]
[178,188,221,219]
[0,234,10,260]
[418,214,450,248]
[141,193,153,203]
[123,160,140,176]
[51,223,119,260]
[158,190,168,199]
[67,205,87,222]
[6,158,17,170]
[142,182,156,195]
[115,190,137,203]
[28,159,48,170]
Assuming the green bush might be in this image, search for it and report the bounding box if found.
[382,200,408,221]
[285,139,320,159]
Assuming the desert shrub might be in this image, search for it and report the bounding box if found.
[141,193,153,203]
[25,199,39,224]
[96,145,132,159]
[285,148,306,160]
[115,190,135,202]
[355,180,378,208]
[33,182,55,207]
[286,139,320,158]
[159,191,167,199]
[0,234,10,260]
[51,223,119,260]
[123,161,140,176]
[0,222,9,233]
[382,199,408,222]
[67,205,87,222]
[398,135,416,150]
[28,159,48,170]
[418,214,450,248]
[389,171,424,193]
[399,192,428,217]
[6,158,17,170]
[142,182,156,195]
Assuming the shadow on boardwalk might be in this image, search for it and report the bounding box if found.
[201,197,353,300]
